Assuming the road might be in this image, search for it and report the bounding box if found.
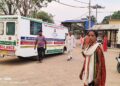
[0,45,120,86]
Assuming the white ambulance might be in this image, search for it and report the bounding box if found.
[0,15,68,58]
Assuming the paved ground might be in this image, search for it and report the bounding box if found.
[0,45,120,86]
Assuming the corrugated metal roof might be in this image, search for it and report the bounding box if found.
[62,19,88,23]
[92,24,120,30]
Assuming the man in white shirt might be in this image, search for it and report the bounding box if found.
[65,31,76,61]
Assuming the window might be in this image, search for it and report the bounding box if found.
[0,22,4,35]
[6,22,15,35]
[30,21,42,35]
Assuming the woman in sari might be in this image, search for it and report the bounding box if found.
[103,35,108,52]
[79,30,106,86]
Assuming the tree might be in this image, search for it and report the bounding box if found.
[0,0,54,16]
[0,0,18,15]
[102,10,120,24]
[87,15,96,22]
[111,11,120,19]
[102,16,111,24]
[16,0,53,16]
[31,11,54,23]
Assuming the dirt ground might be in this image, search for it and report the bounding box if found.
[0,43,120,86]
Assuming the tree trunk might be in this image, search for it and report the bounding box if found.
[8,4,12,15]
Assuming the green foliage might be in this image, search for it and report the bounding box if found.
[31,11,54,23]
[91,16,96,22]
[111,11,120,19]
[87,15,96,22]
[102,16,111,24]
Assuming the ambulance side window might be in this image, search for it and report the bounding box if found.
[0,22,4,35]
[6,22,15,35]
[30,21,42,35]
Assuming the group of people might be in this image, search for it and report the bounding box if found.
[34,30,106,86]
[34,30,76,63]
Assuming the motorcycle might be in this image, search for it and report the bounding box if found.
[116,53,120,73]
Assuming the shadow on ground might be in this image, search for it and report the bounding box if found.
[0,53,63,65]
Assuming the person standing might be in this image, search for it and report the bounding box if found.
[80,34,84,49]
[79,30,106,86]
[64,33,68,51]
[82,35,90,50]
[103,34,108,52]
[34,31,46,63]
[65,32,76,61]
[80,34,90,81]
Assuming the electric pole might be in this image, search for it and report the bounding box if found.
[88,0,91,29]
[91,4,105,24]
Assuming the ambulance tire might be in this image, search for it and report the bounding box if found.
[18,56,25,60]
[64,46,67,51]
[117,63,120,73]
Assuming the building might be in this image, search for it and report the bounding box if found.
[92,24,120,48]
[61,18,95,38]
[62,18,95,31]
[109,19,120,24]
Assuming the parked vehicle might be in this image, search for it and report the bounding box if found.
[97,36,103,44]
[116,53,120,73]
[0,15,68,58]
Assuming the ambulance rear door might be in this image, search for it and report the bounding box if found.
[0,19,17,56]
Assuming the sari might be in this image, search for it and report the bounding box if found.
[81,43,106,86]
[103,36,108,52]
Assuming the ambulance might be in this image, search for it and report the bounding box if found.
[0,15,68,58]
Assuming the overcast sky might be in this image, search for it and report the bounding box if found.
[41,0,120,24]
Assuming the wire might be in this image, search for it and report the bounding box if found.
[71,11,89,20]
[54,1,87,8]
[74,0,89,4]
[92,11,116,13]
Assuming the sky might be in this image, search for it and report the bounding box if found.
[41,0,120,24]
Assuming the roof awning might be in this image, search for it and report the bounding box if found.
[62,19,88,23]
[92,24,120,30]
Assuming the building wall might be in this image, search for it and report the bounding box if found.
[109,20,120,24]
[97,30,118,48]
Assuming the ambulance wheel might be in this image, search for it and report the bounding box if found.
[18,56,25,60]
[117,63,120,73]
